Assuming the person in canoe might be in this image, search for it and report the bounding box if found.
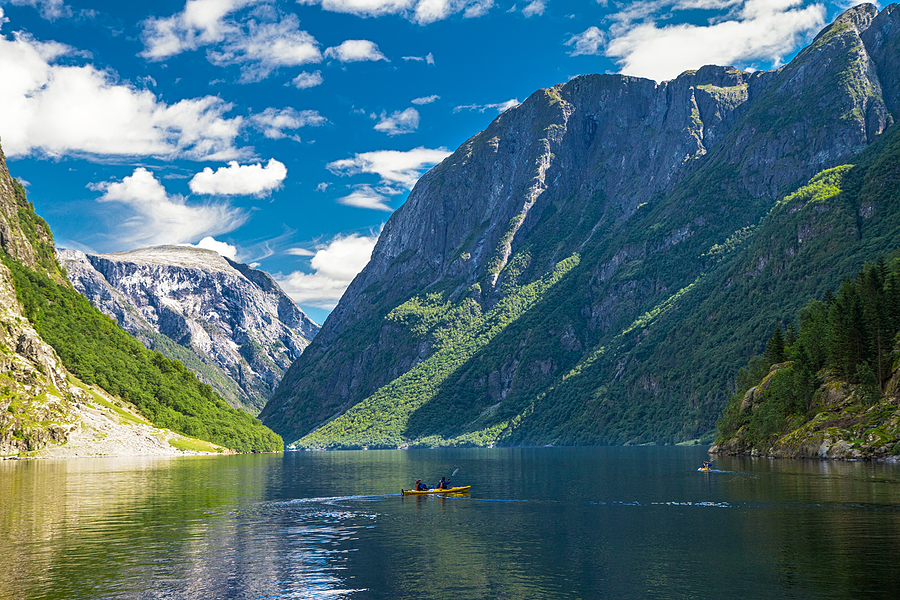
[437,477,449,489]
[415,479,429,491]
[701,461,712,471]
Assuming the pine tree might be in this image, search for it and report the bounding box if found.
[764,325,786,365]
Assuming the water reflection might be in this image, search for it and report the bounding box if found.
[2,448,900,599]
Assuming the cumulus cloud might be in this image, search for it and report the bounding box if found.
[453,98,520,113]
[206,13,322,81]
[92,168,247,247]
[521,0,545,17]
[275,232,379,309]
[9,0,72,21]
[603,0,827,81]
[324,39,387,62]
[411,94,439,105]
[0,29,243,159]
[190,236,238,259]
[373,107,419,135]
[189,159,287,196]
[566,26,605,56]
[327,146,451,188]
[250,107,326,139]
[337,185,394,211]
[140,0,257,60]
[292,70,324,88]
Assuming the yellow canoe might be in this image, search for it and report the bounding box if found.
[401,486,471,496]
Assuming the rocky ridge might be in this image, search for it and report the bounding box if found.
[59,246,319,414]
[262,4,900,447]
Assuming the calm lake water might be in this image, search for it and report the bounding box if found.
[2,446,900,599]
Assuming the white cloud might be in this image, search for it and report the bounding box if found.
[604,0,827,81]
[93,168,247,247]
[206,13,322,81]
[453,98,520,113]
[373,107,419,135]
[566,26,605,56]
[324,39,387,62]
[337,186,394,211]
[426,51,434,64]
[141,0,257,61]
[292,70,324,88]
[286,247,315,256]
[316,182,331,192]
[521,0,545,17]
[298,0,492,24]
[0,29,243,159]
[275,232,379,309]
[190,236,238,259]
[327,146,451,188]
[189,159,287,196]
[9,0,72,21]
[411,94,439,105]
[250,107,326,139]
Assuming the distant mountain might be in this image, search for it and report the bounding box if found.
[0,141,282,454]
[59,246,319,414]
[261,3,900,449]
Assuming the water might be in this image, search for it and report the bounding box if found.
[2,446,900,599]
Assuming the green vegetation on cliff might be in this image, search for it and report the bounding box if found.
[715,255,900,456]
[2,254,282,453]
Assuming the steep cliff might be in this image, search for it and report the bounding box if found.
[262,4,900,448]
[59,246,319,414]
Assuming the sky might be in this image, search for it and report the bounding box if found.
[0,0,868,324]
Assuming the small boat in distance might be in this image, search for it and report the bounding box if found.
[401,486,471,496]
[699,461,713,472]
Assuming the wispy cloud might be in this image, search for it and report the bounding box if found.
[206,13,322,81]
[337,185,395,211]
[402,52,435,64]
[453,98,520,113]
[0,29,243,159]
[9,0,73,21]
[327,146,451,188]
[411,94,439,105]
[92,168,247,247]
[566,26,605,56]
[373,107,419,135]
[140,0,258,61]
[600,0,827,82]
[189,159,287,196]
[521,0,546,17]
[275,232,379,309]
[297,0,493,25]
[250,107,326,139]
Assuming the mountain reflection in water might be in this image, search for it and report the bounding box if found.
[2,447,900,599]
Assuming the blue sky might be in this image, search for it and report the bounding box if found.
[0,0,865,323]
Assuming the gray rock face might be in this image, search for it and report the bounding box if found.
[59,246,319,413]
[263,4,900,445]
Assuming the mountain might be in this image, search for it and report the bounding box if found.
[59,246,319,414]
[261,3,900,448]
[0,141,282,455]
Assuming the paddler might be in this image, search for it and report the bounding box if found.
[437,477,448,489]
[415,479,428,491]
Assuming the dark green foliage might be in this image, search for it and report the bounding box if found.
[2,254,282,452]
[717,254,900,447]
[764,326,786,364]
